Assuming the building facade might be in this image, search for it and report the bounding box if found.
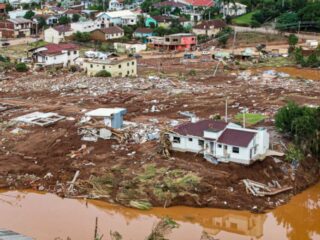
[84,58,137,77]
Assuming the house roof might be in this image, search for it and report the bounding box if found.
[134,27,153,34]
[98,26,124,34]
[173,120,228,137]
[39,43,78,55]
[184,0,214,7]
[194,19,226,29]
[217,128,256,147]
[96,10,136,18]
[64,9,81,14]
[152,15,172,23]
[53,24,72,33]
[153,1,187,8]
[8,18,33,24]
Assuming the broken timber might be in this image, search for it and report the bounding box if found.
[242,179,293,197]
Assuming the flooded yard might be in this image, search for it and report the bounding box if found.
[0,183,319,240]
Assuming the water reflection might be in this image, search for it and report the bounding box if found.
[0,185,319,240]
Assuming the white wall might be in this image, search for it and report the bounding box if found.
[169,134,204,153]
[38,50,79,67]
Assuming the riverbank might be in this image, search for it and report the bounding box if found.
[1,182,320,240]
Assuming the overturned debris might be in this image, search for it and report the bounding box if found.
[13,112,65,127]
[242,179,292,197]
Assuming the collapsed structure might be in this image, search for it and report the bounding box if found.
[168,119,270,165]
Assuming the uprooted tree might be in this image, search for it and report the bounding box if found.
[275,101,320,161]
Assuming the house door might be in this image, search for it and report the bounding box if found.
[223,145,228,157]
[209,142,214,154]
[250,148,253,159]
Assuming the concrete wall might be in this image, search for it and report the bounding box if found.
[37,50,79,67]
[44,28,73,44]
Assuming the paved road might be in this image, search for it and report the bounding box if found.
[231,26,320,41]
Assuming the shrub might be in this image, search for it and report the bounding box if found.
[95,70,111,77]
[15,63,28,72]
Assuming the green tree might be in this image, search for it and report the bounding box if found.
[72,14,80,22]
[73,31,91,42]
[58,16,71,25]
[24,10,35,20]
[276,12,299,31]
[95,70,112,77]
[15,63,28,72]
[215,27,233,47]
[288,34,298,47]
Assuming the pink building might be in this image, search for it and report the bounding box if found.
[148,33,197,51]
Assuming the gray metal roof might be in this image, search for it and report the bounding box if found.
[0,229,33,240]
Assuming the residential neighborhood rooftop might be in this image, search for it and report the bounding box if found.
[217,128,257,147]
[173,120,228,137]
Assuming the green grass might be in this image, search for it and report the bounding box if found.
[232,11,257,26]
[234,113,266,125]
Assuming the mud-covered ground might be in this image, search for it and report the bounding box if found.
[0,60,319,212]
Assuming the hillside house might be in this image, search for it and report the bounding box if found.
[109,0,124,11]
[33,14,59,25]
[145,16,158,28]
[0,3,6,16]
[0,18,34,38]
[193,19,226,37]
[29,43,79,67]
[44,25,73,44]
[152,1,187,12]
[96,10,137,26]
[221,2,247,17]
[90,26,124,41]
[168,119,270,165]
[84,58,137,77]
[133,27,153,38]
[70,19,108,32]
[148,33,197,51]
[152,15,172,29]
[113,42,147,53]
[8,9,28,19]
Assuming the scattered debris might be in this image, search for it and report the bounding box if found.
[13,112,65,127]
[242,179,293,197]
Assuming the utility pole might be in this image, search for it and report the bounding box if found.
[242,108,247,128]
[225,97,228,123]
[298,21,301,34]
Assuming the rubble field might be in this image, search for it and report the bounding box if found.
[0,65,319,212]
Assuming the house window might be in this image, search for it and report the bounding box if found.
[198,140,204,147]
[188,138,193,142]
[127,70,129,75]
[232,147,240,154]
[103,66,105,70]
[218,144,222,148]
[118,64,121,68]
[90,64,93,68]
[173,136,180,143]
[68,51,70,56]
[127,62,129,66]
[132,61,134,65]
[74,51,77,54]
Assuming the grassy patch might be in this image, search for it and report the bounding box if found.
[232,12,256,26]
[234,113,266,125]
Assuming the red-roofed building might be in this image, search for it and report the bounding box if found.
[29,43,79,67]
[168,119,270,165]
[181,0,214,7]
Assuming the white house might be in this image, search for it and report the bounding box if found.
[221,2,247,17]
[29,43,79,67]
[96,10,137,26]
[168,119,270,165]
[44,25,73,44]
[8,9,28,19]
[109,0,124,11]
[70,19,108,32]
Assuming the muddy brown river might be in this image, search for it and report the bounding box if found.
[0,183,319,240]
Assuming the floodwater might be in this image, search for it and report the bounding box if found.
[257,67,320,81]
[0,183,319,240]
